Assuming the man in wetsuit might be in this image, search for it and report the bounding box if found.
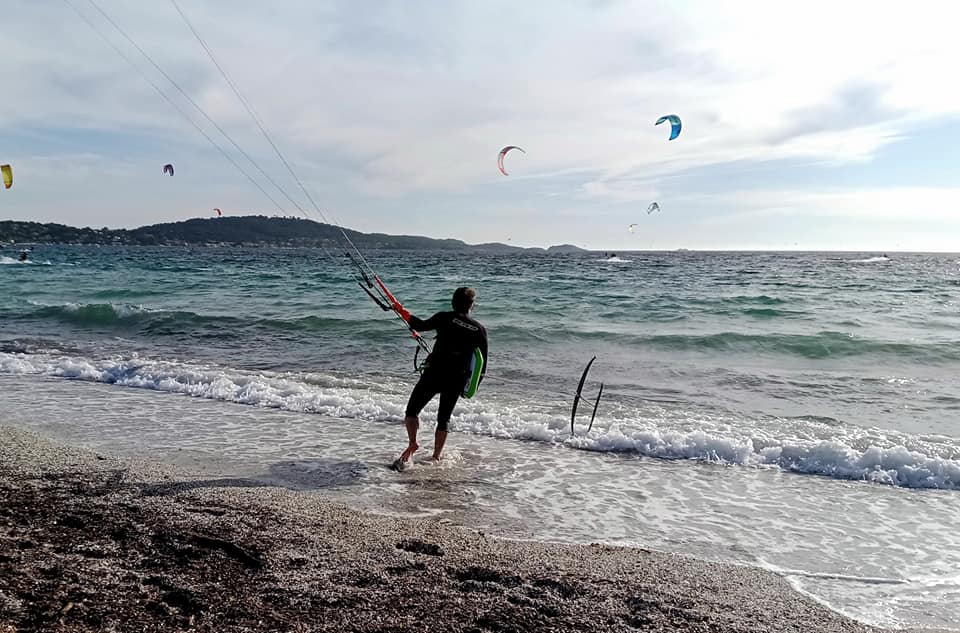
[393,287,487,467]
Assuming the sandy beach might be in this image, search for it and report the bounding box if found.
[0,424,932,633]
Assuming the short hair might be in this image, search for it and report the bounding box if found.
[452,287,476,312]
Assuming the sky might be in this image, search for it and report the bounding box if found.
[3,0,960,251]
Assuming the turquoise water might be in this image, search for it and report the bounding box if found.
[3,245,960,629]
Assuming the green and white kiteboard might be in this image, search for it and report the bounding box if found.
[462,348,484,398]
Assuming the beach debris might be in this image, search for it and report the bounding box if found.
[2,164,12,189]
[386,561,428,576]
[162,163,174,176]
[570,356,604,437]
[396,539,445,557]
[186,532,264,569]
[456,566,523,588]
[655,114,682,140]
[58,600,75,627]
[497,145,525,176]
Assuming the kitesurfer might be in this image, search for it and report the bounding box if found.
[395,287,488,467]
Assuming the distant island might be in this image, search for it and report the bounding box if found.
[0,216,587,253]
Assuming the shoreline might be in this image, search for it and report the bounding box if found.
[0,424,941,633]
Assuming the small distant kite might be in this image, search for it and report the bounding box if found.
[497,146,525,176]
[163,164,174,176]
[655,115,681,140]
[213,208,222,217]
[1,164,11,190]
[647,202,660,214]
[627,223,638,233]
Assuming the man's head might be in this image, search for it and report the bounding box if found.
[452,287,476,313]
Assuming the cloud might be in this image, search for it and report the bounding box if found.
[4,0,960,247]
[693,186,960,224]
[765,81,902,146]
[578,177,660,204]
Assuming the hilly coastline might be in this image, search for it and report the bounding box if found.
[0,216,585,253]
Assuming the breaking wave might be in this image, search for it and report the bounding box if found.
[3,350,959,490]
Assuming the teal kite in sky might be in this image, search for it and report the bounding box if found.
[655,115,681,140]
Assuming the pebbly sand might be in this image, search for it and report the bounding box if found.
[0,424,936,633]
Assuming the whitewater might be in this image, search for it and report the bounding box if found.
[2,245,960,630]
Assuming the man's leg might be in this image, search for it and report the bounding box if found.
[432,429,447,461]
[402,373,439,463]
[401,415,420,462]
[433,389,459,461]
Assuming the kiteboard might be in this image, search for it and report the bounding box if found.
[462,348,484,398]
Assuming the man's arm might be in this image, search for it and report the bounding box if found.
[408,311,444,332]
[478,326,488,383]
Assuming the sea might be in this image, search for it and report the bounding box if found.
[2,245,959,630]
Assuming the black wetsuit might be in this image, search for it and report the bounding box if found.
[404,311,488,431]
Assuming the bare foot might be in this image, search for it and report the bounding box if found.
[400,442,419,462]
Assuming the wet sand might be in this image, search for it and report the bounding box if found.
[0,424,929,632]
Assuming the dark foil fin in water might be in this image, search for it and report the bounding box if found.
[588,382,604,434]
[571,356,603,436]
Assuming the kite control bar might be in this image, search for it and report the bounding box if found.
[350,262,432,371]
[358,281,392,311]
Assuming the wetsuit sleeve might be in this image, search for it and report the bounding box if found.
[479,326,489,384]
[408,311,445,332]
